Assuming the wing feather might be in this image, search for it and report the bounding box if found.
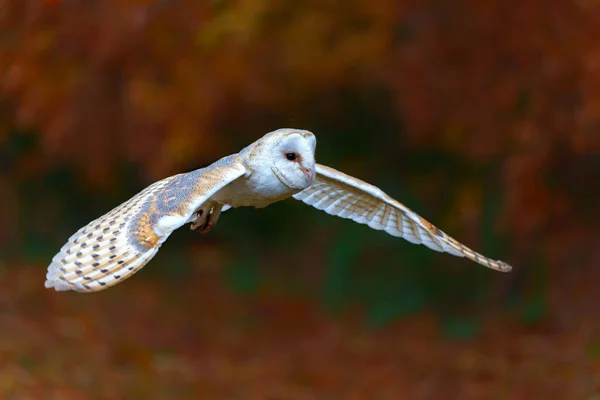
[293,164,512,272]
[46,155,247,292]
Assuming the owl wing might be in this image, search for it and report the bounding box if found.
[293,164,512,272]
[45,155,247,293]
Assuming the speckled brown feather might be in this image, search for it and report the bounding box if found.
[46,155,247,292]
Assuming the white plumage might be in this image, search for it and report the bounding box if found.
[46,128,511,293]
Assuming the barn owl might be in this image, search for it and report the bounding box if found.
[45,128,512,293]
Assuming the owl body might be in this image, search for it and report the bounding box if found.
[46,128,512,293]
[212,165,299,209]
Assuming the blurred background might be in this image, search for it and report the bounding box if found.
[1,0,600,398]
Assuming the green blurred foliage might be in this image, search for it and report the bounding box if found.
[0,0,599,331]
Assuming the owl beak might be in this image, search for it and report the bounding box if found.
[301,166,314,182]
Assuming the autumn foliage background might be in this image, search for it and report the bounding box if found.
[1,0,600,398]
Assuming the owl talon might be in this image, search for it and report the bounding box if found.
[190,203,223,234]
[198,221,216,234]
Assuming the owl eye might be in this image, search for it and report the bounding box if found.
[285,153,297,161]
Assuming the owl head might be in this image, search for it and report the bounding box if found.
[244,128,316,190]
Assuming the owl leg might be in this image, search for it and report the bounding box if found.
[190,202,223,234]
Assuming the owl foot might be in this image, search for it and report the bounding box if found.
[190,203,223,234]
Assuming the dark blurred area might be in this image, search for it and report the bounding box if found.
[1,0,600,398]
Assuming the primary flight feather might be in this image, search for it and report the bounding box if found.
[46,128,511,293]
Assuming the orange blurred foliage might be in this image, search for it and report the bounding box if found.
[2,2,600,396]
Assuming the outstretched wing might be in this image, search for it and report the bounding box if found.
[293,164,512,272]
[45,155,247,293]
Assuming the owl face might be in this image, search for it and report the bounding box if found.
[264,129,317,190]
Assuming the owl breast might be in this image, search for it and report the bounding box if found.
[212,168,301,209]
